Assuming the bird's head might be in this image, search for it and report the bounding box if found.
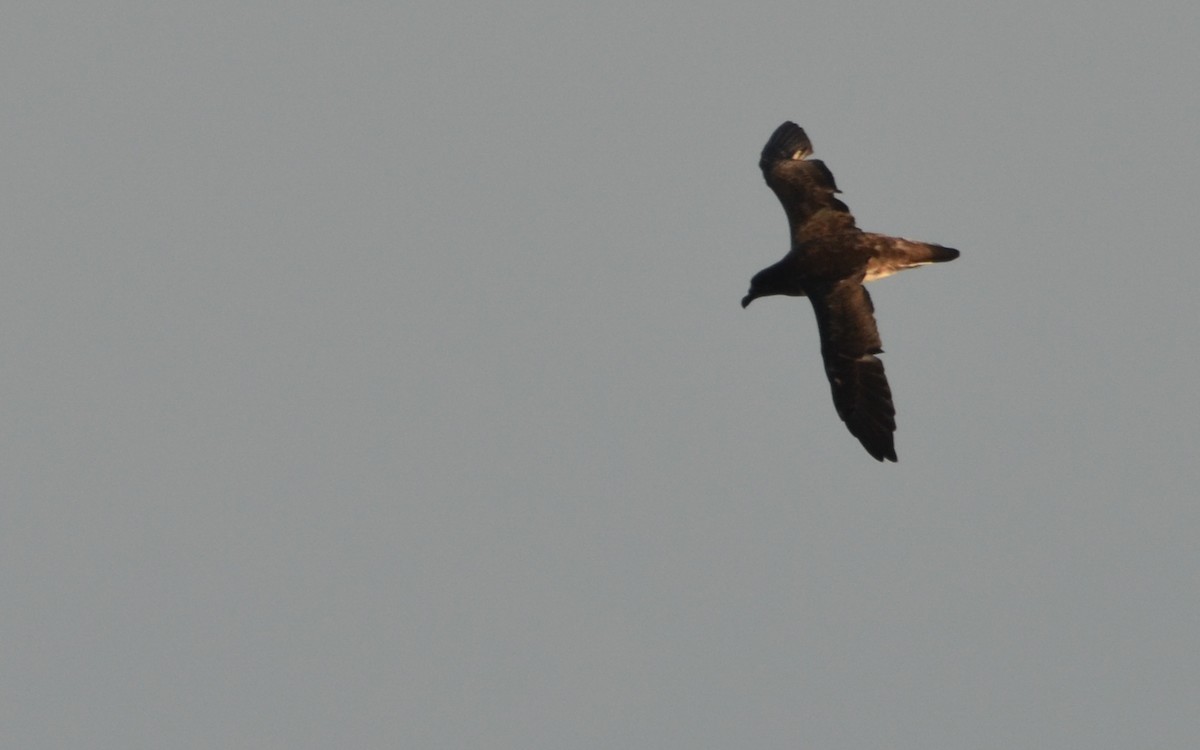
[741,265,803,308]
[742,267,772,308]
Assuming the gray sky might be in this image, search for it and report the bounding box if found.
[4,2,1199,748]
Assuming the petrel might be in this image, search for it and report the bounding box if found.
[742,122,959,462]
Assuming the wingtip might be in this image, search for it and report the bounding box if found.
[862,437,898,462]
[845,408,897,462]
[760,121,813,168]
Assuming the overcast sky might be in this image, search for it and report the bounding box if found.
[4,2,1199,748]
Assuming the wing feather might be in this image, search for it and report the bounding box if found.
[808,279,897,461]
[759,122,858,239]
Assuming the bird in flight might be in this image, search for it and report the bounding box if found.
[742,122,959,462]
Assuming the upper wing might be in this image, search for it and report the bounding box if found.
[808,278,897,461]
[759,122,858,240]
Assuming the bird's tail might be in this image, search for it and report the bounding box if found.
[862,237,960,283]
[866,235,960,264]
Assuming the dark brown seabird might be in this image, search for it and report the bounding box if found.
[742,122,959,462]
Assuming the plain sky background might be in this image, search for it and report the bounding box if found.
[4,2,1199,748]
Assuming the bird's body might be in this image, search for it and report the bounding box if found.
[742,122,959,462]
